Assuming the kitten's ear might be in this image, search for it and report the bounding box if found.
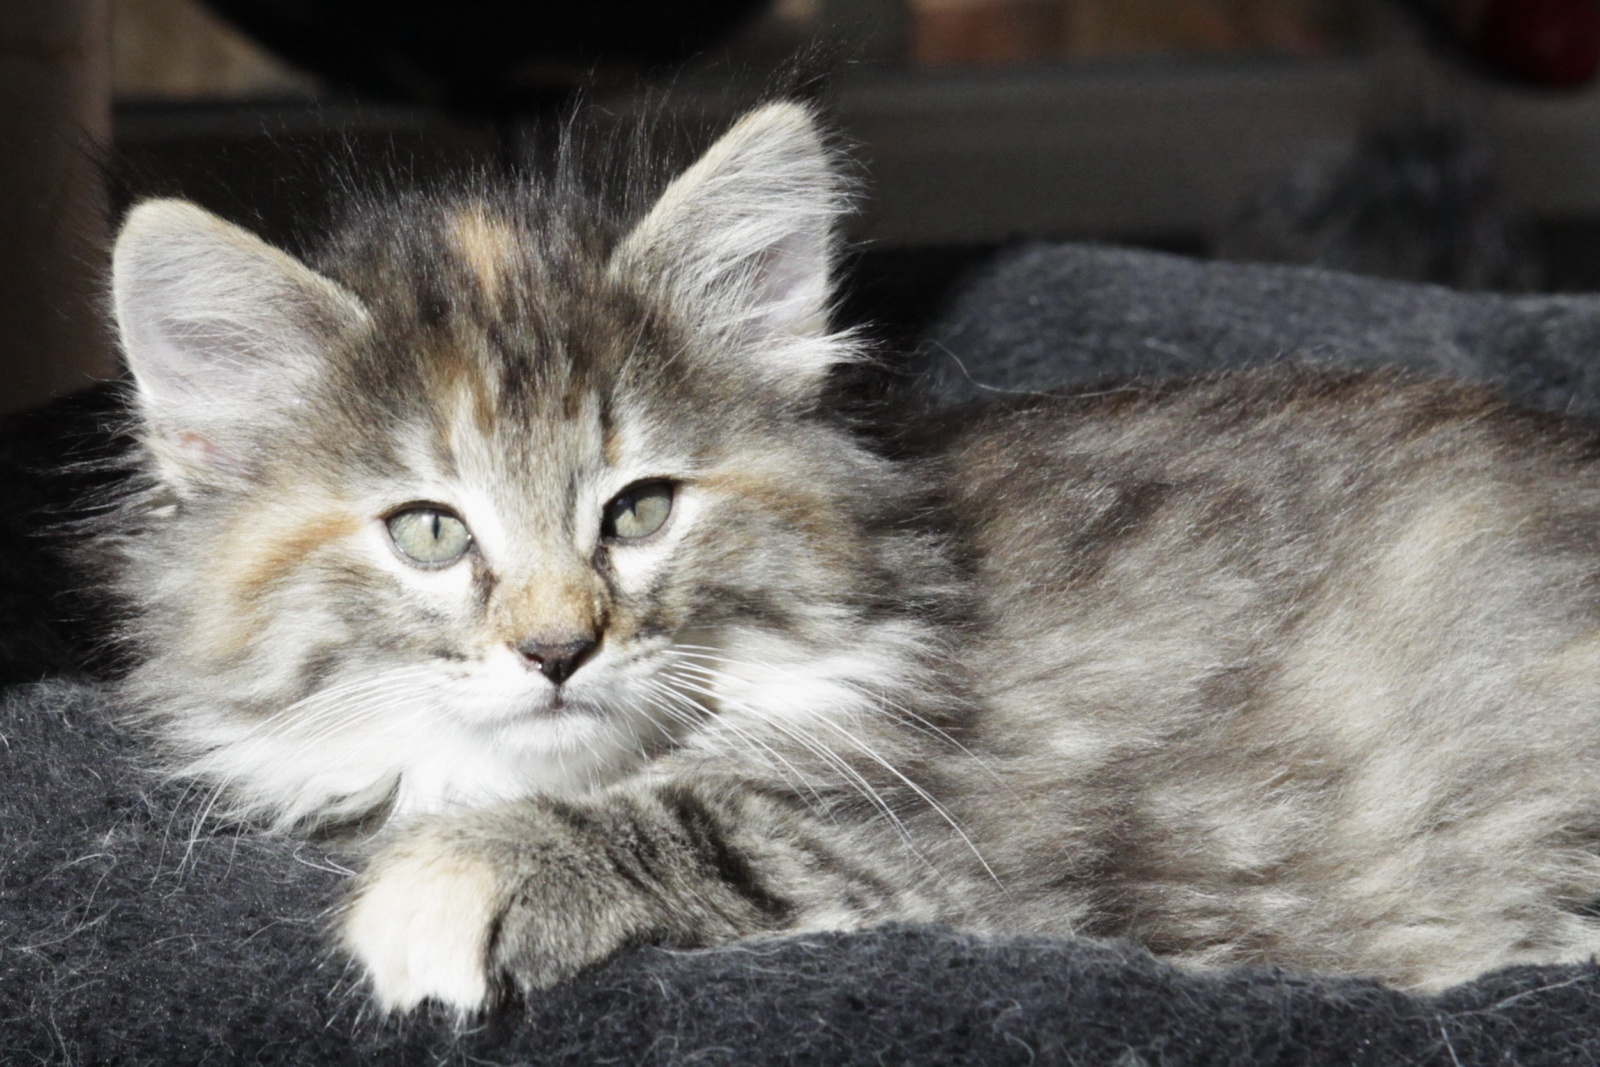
[112,199,367,477]
[611,102,853,398]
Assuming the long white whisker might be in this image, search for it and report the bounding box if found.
[242,667,442,742]
[641,676,827,808]
[657,663,920,851]
[171,667,451,834]
[661,648,1000,885]
[669,644,1003,782]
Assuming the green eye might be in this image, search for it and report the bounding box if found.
[602,481,674,541]
[386,506,473,566]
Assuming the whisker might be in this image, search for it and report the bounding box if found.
[668,644,1002,781]
[641,676,826,808]
[657,663,920,852]
[660,648,1000,884]
[171,668,452,834]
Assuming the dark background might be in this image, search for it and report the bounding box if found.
[9,0,1600,415]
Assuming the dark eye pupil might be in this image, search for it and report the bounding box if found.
[386,505,472,566]
[604,481,673,540]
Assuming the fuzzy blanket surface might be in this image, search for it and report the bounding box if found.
[927,242,1600,417]
[9,245,1600,1065]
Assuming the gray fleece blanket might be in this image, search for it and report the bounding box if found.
[926,242,1600,417]
[7,245,1600,1065]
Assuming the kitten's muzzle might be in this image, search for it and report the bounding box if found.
[513,635,598,686]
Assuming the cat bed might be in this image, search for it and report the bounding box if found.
[10,244,1600,1064]
[926,241,1600,416]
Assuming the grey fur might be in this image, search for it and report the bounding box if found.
[99,102,1600,1013]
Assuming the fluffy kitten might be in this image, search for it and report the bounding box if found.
[102,101,1600,1015]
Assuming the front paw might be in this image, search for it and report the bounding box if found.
[340,802,676,1015]
[340,823,505,1015]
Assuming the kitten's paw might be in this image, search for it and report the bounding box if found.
[340,829,503,1015]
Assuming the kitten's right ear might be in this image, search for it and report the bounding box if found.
[112,199,367,478]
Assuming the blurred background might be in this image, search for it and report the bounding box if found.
[7,0,1600,414]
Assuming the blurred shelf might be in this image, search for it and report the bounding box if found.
[835,57,1371,243]
[112,56,1600,247]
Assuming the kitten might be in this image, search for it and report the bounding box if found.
[101,101,1600,1015]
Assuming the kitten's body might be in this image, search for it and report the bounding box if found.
[100,103,1600,1012]
[937,370,1600,986]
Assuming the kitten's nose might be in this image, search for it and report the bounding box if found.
[513,635,598,685]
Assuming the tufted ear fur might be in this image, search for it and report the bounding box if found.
[610,102,855,400]
[111,199,368,481]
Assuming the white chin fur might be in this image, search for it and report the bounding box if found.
[177,670,660,829]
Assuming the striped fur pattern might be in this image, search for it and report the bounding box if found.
[102,102,1600,1014]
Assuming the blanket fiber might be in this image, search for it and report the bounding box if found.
[8,245,1600,1065]
[926,243,1600,416]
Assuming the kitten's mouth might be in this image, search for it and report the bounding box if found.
[509,689,591,721]
[453,691,588,730]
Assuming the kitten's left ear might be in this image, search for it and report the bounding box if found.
[611,101,853,398]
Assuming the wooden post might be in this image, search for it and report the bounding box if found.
[0,0,112,416]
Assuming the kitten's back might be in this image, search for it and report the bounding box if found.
[937,366,1600,988]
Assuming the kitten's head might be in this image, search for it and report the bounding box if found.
[106,103,938,829]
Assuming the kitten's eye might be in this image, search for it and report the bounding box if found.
[602,481,675,541]
[386,506,473,566]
